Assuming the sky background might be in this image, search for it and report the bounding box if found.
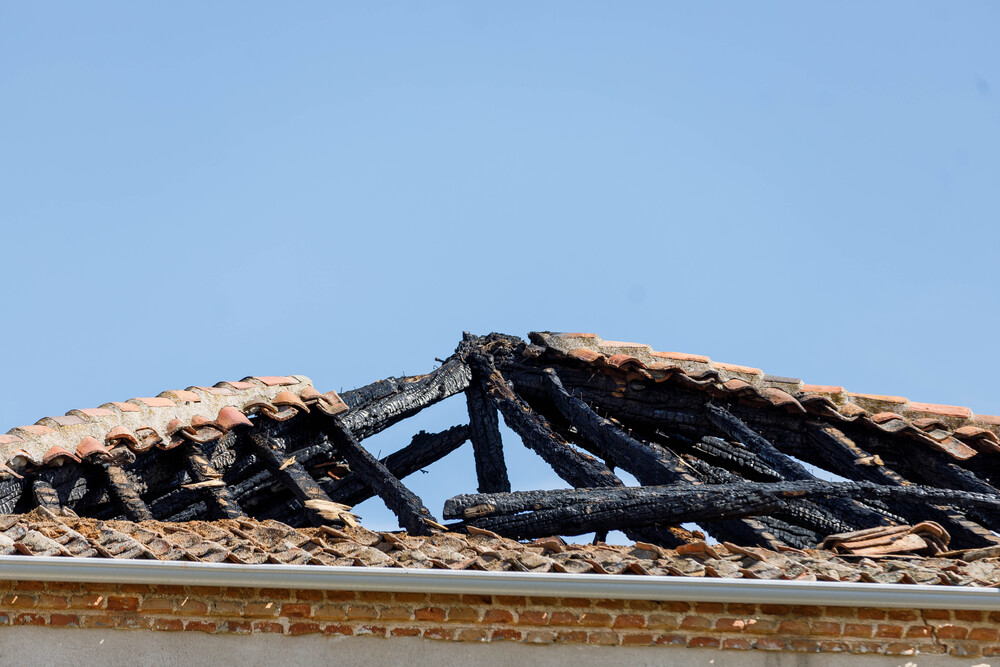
[1,2,998,534]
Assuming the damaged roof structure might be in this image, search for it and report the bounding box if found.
[3,331,1000,579]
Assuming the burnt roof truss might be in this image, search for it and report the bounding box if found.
[2,332,1000,553]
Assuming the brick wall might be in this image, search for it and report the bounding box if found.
[0,580,997,659]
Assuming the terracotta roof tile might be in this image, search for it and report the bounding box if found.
[907,402,974,419]
[129,397,177,408]
[650,351,711,363]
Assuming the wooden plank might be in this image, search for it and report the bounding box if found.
[102,464,154,522]
[182,443,245,519]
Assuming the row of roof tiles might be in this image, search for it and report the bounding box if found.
[531,332,1000,462]
[5,509,999,586]
[0,376,348,476]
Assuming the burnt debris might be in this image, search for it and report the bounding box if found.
[2,331,1000,553]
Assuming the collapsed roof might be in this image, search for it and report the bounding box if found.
[2,331,1000,563]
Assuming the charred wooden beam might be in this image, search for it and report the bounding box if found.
[542,369,691,485]
[32,475,61,510]
[101,464,154,522]
[445,481,1000,540]
[340,357,472,440]
[705,403,895,528]
[323,425,470,506]
[248,422,348,527]
[182,443,245,519]
[319,415,437,535]
[466,381,510,493]
[469,353,620,489]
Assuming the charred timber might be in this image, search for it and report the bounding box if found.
[323,425,470,506]
[182,443,245,519]
[319,415,437,535]
[339,357,472,441]
[445,481,1000,539]
[466,380,510,493]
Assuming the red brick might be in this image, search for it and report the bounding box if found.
[460,594,491,605]
[325,590,357,602]
[106,596,139,612]
[681,616,712,631]
[140,597,175,612]
[258,588,292,600]
[756,638,787,651]
[777,620,811,635]
[549,611,578,626]
[726,603,757,615]
[187,586,222,596]
[694,602,724,614]
[842,623,873,638]
[295,590,323,602]
[562,598,593,609]
[579,613,612,627]
[857,608,886,620]
[493,596,526,606]
[613,614,645,629]
[45,581,81,593]
[760,604,790,615]
[716,618,747,632]
[359,625,387,638]
[252,621,284,633]
[955,609,984,622]
[49,614,79,627]
[556,630,588,643]
[322,624,353,636]
[427,593,460,605]
[969,627,1000,641]
[346,605,378,620]
[688,636,720,649]
[482,609,514,624]
[185,621,217,633]
[887,608,918,621]
[790,640,821,652]
[661,601,691,613]
[391,627,421,637]
[35,594,68,609]
[653,634,686,646]
[587,631,618,645]
[874,624,903,639]
[361,592,392,604]
[18,581,44,592]
[723,638,754,650]
[288,622,321,635]
[80,615,115,629]
[176,599,209,615]
[524,630,557,644]
[622,633,654,646]
[790,605,823,617]
[594,599,626,610]
[937,624,969,640]
[2,594,35,609]
[13,613,44,626]
[818,641,850,652]
[414,607,445,622]
[921,608,950,620]
[811,621,841,636]
[280,603,312,618]
[153,618,184,632]
[627,600,659,612]
[517,610,549,626]
[744,619,779,635]
[393,592,425,603]
[227,621,252,634]
[155,585,186,595]
[69,594,105,609]
[491,629,521,641]
[223,587,255,598]
[313,604,347,620]
[456,628,490,642]
[906,625,933,638]
[382,606,414,621]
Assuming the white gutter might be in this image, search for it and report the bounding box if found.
[2,556,999,610]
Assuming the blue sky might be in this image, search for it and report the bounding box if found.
[2,3,998,531]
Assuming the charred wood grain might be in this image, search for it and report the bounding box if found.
[446,480,1000,539]
[32,475,61,510]
[339,358,472,441]
[320,415,436,535]
[182,442,245,519]
[466,381,510,493]
[469,353,620,489]
[249,422,346,527]
[323,425,470,506]
[102,464,153,522]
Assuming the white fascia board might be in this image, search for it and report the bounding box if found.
[2,556,999,611]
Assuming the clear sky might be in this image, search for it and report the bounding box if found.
[2,3,998,532]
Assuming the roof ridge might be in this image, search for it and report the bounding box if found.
[533,332,1000,462]
[0,375,348,475]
